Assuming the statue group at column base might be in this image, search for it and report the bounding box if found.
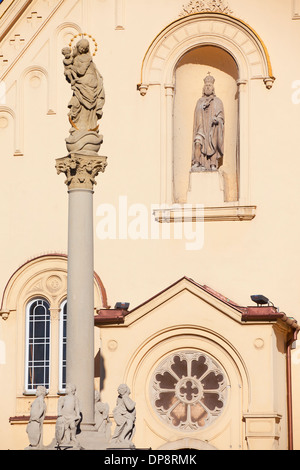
[25,383,136,451]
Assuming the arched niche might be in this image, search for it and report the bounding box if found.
[138,13,275,220]
[173,45,239,204]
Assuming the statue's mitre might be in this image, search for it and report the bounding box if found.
[204,73,215,84]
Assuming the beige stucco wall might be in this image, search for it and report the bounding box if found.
[0,0,299,312]
[0,0,299,450]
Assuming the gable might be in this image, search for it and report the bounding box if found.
[95,276,297,340]
[95,277,245,330]
[125,277,244,326]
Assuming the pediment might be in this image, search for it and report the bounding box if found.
[95,276,246,328]
[95,276,298,336]
[127,276,245,325]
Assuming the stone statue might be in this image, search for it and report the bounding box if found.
[26,386,47,449]
[110,384,136,447]
[55,383,81,447]
[94,390,111,441]
[191,73,224,171]
[62,38,105,156]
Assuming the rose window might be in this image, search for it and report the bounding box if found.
[151,351,228,431]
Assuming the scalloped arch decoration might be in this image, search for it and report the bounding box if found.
[138,12,275,95]
[0,254,108,318]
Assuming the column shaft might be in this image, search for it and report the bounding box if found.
[66,188,95,426]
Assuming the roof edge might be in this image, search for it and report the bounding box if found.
[93,277,299,334]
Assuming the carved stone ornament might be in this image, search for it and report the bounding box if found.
[55,153,107,190]
[179,0,233,16]
[0,310,10,320]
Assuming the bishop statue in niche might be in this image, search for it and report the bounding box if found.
[191,73,224,171]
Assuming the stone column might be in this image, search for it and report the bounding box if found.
[56,153,107,426]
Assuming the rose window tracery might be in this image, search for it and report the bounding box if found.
[151,351,228,431]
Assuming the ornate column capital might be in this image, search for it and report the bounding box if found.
[55,153,108,190]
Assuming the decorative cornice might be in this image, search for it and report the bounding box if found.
[9,415,58,424]
[55,153,107,190]
[0,0,65,80]
[94,308,129,326]
[0,1,33,41]
[179,0,233,17]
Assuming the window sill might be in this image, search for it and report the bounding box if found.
[153,205,257,222]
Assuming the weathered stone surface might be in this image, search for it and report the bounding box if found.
[62,38,105,155]
[25,386,47,450]
[56,153,107,190]
[191,74,224,171]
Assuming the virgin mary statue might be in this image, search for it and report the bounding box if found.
[62,38,105,155]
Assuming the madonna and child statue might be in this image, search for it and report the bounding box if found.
[191,73,224,172]
[62,37,105,156]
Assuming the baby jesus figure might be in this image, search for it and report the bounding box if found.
[62,47,77,85]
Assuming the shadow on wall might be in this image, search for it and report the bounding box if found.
[96,350,107,392]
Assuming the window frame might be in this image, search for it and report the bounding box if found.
[24,297,51,394]
[58,298,67,393]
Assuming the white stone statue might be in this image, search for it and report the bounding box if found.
[62,38,105,156]
[55,383,81,447]
[94,390,111,441]
[192,73,224,171]
[110,384,136,447]
[26,386,47,450]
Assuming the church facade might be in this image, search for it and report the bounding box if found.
[0,0,300,450]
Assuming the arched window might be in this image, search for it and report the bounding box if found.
[0,254,106,418]
[25,298,51,393]
[25,297,68,394]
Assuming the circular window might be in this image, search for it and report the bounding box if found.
[151,351,228,431]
